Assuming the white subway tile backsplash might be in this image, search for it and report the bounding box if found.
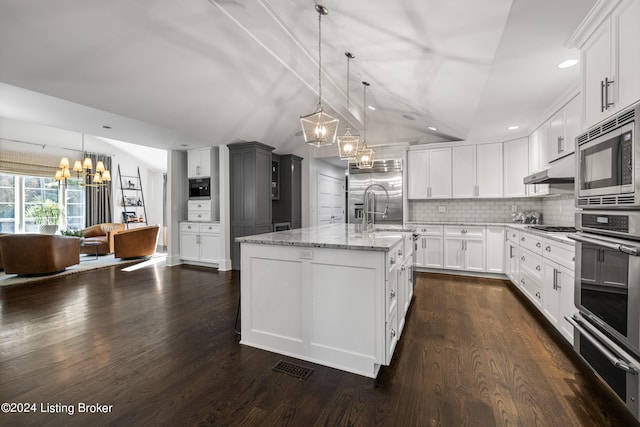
[409,194,577,226]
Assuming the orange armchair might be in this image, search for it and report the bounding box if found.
[81,223,125,255]
[0,234,80,275]
[113,225,160,259]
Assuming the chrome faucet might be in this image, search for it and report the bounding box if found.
[362,183,390,231]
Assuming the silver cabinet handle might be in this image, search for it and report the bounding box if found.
[398,248,403,256]
[390,329,396,339]
[512,233,516,239]
[390,257,396,265]
[536,265,541,271]
[600,79,606,112]
[521,236,525,242]
[536,242,541,248]
[390,289,396,299]
[521,278,525,285]
[535,292,541,299]
[401,265,406,272]
[545,245,551,252]
[509,246,514,259]
[604,77,615,110]
[521,256,525,262]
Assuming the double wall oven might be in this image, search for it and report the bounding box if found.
[570,102,640,420]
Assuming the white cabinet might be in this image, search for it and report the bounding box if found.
[485,226,505,274]
[452,144,503,198]
[180,222,220,264]
[188,148,212,178]
[503,138,529,197]
[413,225,444,268]
[548,94,581,162]
[528,124,550,196]
[443,226,485,272]
[505,238,520,284]
[187,200,212,222]
[580,0,640,128]
[543,260,575,343]
[407,148,452,199]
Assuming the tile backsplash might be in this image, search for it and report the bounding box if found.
[409,194,577,226]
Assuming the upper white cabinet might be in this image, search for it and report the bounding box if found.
[503,138,529,197]
[579,0,640,129]
[407,148,452,199]
[548,94,581,162]
[528,123,550,196]
[188,148,212,178]
[452,143,503,198]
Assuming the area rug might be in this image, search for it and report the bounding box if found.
[0,253,167,287]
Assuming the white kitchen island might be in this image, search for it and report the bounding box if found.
[236,224,414,378]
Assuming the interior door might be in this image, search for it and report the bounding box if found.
[318,172,346,225]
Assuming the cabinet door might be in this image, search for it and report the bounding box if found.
[485,227,505,274]
[180,232,200,261]
[424,236,444,268]
[613,0,640,112]
[503,138,529,197]
[548,109,565,162]
[444,237,465,270]
[563,95,581,157]
[476,143,503,198]
[428,148,452,198]
[199,233,221,264]
[465,238,485,272]
[452,146,475,198]
[528,125,550,195]
[542,260,561,327]
[559,266,576,343]
[582,19,612,128]
[188,148,212,178]
[506,242,520,283]
[408,150,429,199]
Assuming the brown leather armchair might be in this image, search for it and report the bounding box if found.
[0,234,80,275]
[113,225,160,259]
[81,223,126,255]
[0,232,7,271]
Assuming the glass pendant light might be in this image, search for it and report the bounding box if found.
[356,81,375,169]
[337,52,359,160]
[299,4,339,148]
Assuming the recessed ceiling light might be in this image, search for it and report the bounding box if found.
[101,125,112,129]
[557,59,579,69]
[180,144,188,147]
[367,105,376,111]
[427,126,437,131]
[507,125,519,130]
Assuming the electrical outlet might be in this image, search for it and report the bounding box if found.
[300,249,313,260]
[512,205,517,213]
[438,206,446,213]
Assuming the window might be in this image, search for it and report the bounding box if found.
[0,174,15,233]
[0,173,85,233]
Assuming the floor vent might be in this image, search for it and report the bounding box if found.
[272,360,314,380]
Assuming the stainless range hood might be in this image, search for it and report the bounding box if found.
[523,154,575,184]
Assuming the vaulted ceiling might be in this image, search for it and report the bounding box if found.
[0,0,596,158]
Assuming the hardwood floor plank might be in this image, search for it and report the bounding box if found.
[1,267,638,426]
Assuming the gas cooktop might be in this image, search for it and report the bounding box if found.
[527,225,577,233]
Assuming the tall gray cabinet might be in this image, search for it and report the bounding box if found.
[229,141,274,270]
[272,154,303,230]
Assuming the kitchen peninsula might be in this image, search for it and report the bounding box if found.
[236,224,413,378]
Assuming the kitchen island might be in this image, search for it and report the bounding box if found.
[236,224,413,378]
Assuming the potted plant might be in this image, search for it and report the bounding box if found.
[26,200,64,234]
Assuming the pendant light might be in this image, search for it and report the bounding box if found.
[337,52,359,160]
[356,82,375,169]
[300,4,339,148]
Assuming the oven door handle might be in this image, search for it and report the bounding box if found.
[568,233,640,256]
[565,315,638,374]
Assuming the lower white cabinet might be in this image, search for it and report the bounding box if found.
[414,225,444,268]
[443,226,485,272]
[486,226,505,273]
[542,260,575,342]
[180,222,220,264]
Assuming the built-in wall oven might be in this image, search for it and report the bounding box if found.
[568,210,640,419]
[576,102,640,209]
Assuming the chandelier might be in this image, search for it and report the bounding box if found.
[54,134,111,186]
[356,82,375,169]
[299,4,339,148]
[337,52,359,160]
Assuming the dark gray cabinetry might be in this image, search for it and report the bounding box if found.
[272,154,303,230]
[229,141,274,270]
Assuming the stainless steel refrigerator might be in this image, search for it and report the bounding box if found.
[348,160,403,226]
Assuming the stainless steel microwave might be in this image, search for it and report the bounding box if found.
[188,177,211,200]
[576,102,640,209]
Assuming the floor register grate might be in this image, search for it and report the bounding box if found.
[272,360,314,380]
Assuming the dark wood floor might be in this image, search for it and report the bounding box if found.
[0,265,637,426]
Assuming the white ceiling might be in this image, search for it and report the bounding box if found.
[0,0,596,157]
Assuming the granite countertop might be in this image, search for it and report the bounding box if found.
[236,224,407,252]
[407,221,575,245]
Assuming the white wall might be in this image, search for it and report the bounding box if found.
[166,150,187,266]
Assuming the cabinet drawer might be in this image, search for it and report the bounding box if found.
[414,225,444,236]
[188,200,211,211]
[543,238,575,270]
[507,228,519,244]
[519,247,543,279]
[386,309,399,363]
[188,211,211,222]
[388,243,402,272]
[199,223,220,234]
[387,277,398,321]
[444,225,485,238]
[180,222,199,232]
[520,269,542,308]
[519,231,542,254]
